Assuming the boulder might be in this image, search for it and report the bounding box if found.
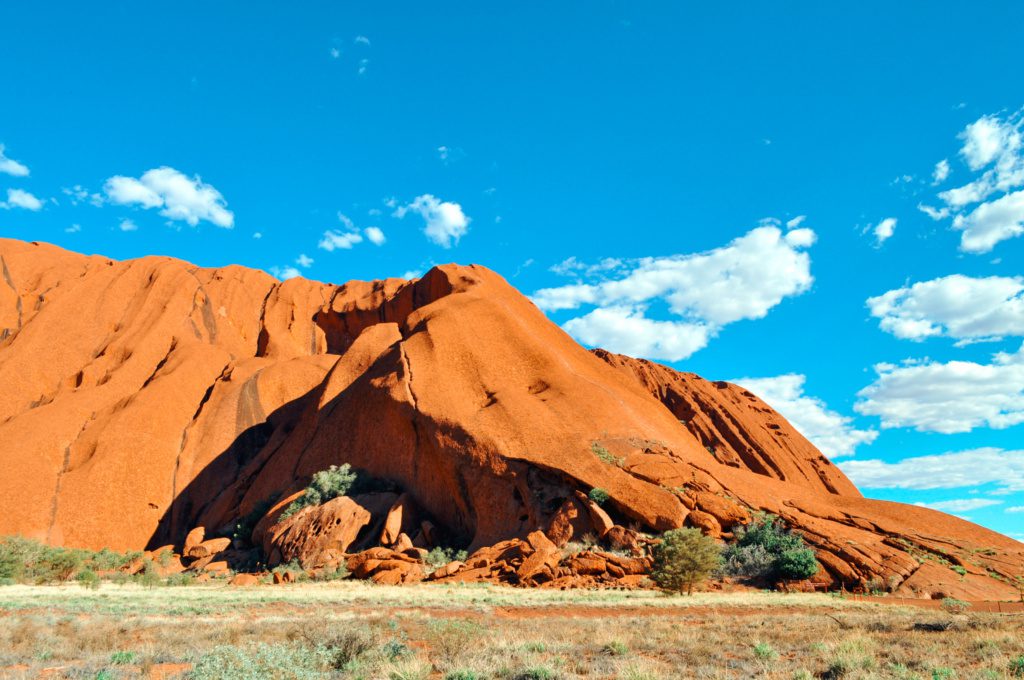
[229,573,259,586]
[183,527,205,553]
[517,530,561,583]
[380,494,419,546]
[545,496,591,547]
[186,537,231,560]
[583,498,614,537]
[263,496,373,567]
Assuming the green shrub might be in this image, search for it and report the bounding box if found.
[940,597,971,614]
[650,527,721,595]
[165,572,195,587]
[445,672,481,680]
[722,513,818,582]
[588,488,610,506]
[753,642,778,661]
[280,464,357,519]
[426,547,469,569]
[76,568,101,590]
[191,643,326,680]
[602,640,628,656]
[110,651,137,665]
[591,443,623,467]
[511,668,558,680]
[951,565,967,577]
[1009,655,1024,677]
[931,669,955,680]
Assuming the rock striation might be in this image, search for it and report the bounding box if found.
[0,238,1021,599]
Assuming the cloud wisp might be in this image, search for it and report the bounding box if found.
[532,224,816,361]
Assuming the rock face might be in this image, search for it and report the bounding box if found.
[0,238,1021,599]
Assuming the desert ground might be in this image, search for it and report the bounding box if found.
[1,583,1022,680]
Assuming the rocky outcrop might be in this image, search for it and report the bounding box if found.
[0,238,1021,600]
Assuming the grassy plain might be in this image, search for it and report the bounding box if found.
[0,583,1022,679]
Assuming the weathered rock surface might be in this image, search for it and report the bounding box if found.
[0,238,1021,599]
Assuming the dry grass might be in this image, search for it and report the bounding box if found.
[0,583,1021,678]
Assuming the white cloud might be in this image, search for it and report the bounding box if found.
[563,306,711,363]
[839,447,1024,493]
[921,111,1024,252]
[329,47,340,59]
[855,343,1024,433]
[358,58,369,75]
[437,146,450,161]
[0,188,43,211]
[104,167,234,228]
[786,215,806,228]
[119,218,138,232]
[952,189,1024,253]
[729,374,877,458]
[867,274,1024,342]
[918,203,950,221]
[295,253,314,268]
[393,194,471,248]
[550,256,624,277]
[318,230,363,251]
[1007,506,1024,513]
[270,265,302,280]
[0,144,29,177]
[531,225,815,361]
[914,498,1002,512]
[872,217,897,246]
[354,35,371,46]
[62,185,103,207]
[65,224,81,233]
[252,232,262,239]
[364,226,386,245]
[960,115,1020,171]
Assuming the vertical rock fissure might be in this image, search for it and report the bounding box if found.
[398,341,422,484]
[47,418,92,543]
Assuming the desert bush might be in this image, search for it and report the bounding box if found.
[719,543,773,579]
[426,547,469,569]
[753,642,778,661]
[445,672,481,680]
[940,597,971,614]
[165,572,196,587]
[76,568,100,590]
[280,464,357,519]
[110,650,136,664]
[650,527,721,595]
[302,626,377,670]
[722,513,818,582]
[1009,655,1024,677]
[425,620,483,669]
[602,640,628,656]
[588,488,610,505]
[591,443,623,467]
[191,643,326,680]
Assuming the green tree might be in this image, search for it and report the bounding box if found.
[650,528,722,595]
[722,513,819,583]
[280,464,358,519]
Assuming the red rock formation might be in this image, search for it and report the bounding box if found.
[0,238,1021,599]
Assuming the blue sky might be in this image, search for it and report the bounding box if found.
[1,2,1022,538]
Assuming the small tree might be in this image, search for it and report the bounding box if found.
[587,488,610,506]
[280,464,358,519]
[650,528,722,595]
